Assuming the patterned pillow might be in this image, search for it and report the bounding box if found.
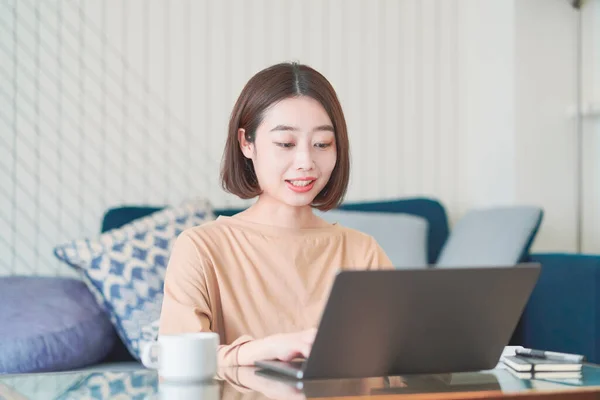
[54,198,215,359]
[85,250,164,359]
[139,319,160,356]
[54,198,212,269]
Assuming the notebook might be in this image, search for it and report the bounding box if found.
[505,367,582,380]
[501,356,583,372]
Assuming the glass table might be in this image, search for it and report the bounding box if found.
[1,363,600,399]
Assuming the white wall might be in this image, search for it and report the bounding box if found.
[457,0,517,212]
[514,0,580,252]
[0,0,588,276]
[581,0,600,253]
[454,0,582,252]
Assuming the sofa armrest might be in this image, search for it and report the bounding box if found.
[521,253,600,364]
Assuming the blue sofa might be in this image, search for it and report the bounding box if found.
[99,197,599,365]
[521,253,599,364]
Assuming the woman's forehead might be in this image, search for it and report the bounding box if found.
[260,97,332,130]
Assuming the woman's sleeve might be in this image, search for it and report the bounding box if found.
[158,231,254,366]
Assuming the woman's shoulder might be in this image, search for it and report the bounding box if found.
[195,215,346,239]
[333,224,379,246]
[179,215,378,248]
[177,216,241,244]
[167,218,247,268]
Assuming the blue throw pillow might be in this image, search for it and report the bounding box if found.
[0,277,115,373]
[436,206,543,267]
[53,198,215,359]
[314,209,429,268]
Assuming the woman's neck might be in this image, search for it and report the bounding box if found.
[234,195,328,229]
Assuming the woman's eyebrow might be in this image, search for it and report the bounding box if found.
[269,124,334,133]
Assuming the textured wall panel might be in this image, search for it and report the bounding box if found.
[0,0,460,276]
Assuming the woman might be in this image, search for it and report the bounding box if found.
[158,62,393,367]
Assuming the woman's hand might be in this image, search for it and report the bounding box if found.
[265,328,317,361]
[236,328,317,366]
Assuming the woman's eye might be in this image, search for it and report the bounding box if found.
[275,142,294,148]
[315,142,333,149]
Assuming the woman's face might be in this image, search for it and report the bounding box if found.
[239,96,337,208]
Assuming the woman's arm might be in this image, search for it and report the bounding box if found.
[159,232,252,366]
[367,236,394,270]
[159,231,316,367]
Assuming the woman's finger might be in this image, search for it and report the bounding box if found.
[299,343,312,359]
[302,328,317,342]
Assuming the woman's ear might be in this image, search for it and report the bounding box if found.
[238,128,254,159]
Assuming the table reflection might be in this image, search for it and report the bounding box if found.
[154,367,407,400]
[155,367,510,399]
[219,366,407,399]
[1,363,593,399]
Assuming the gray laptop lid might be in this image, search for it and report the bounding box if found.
[297,264,541,379]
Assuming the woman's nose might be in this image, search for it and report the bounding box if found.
[294,146,316,170]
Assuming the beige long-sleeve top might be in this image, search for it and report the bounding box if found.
[158,215,393,367]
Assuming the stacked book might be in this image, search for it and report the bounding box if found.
[501,349,584,380]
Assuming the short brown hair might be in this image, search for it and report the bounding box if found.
[220,62,350,211]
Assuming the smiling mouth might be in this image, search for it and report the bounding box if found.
[286,180,316,187]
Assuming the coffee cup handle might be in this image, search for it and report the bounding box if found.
[141,341,160,369]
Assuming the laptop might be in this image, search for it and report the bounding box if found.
[255,263,541,380]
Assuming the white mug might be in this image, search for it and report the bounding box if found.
[141,332,219,382]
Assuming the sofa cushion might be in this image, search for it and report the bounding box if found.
[0,277,115,373]
[335,198,449,264]
[435,206,543,267]
[314,209,428,267]
[53,198,215,360]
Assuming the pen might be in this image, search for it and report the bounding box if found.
[515,348,585,363]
